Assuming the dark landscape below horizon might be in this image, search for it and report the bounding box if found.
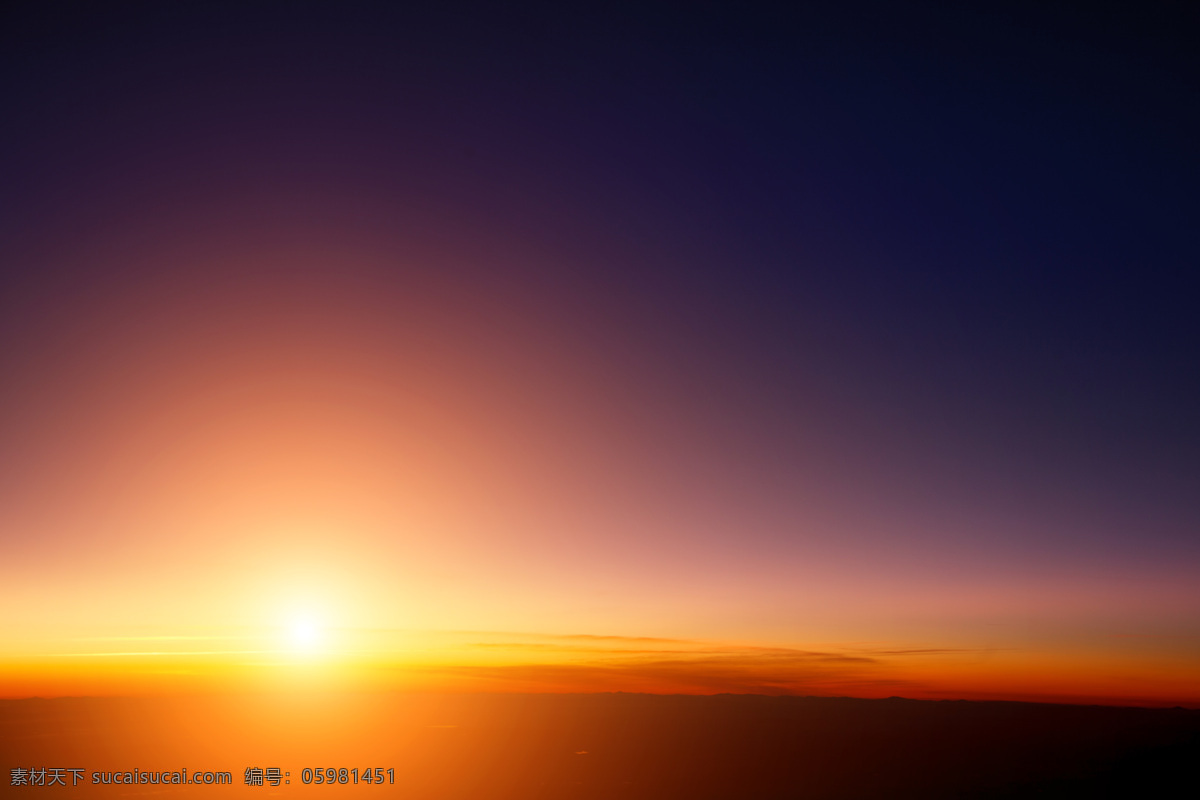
[3,692,1198,798]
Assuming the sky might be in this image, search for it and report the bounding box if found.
[1,1,1197,706]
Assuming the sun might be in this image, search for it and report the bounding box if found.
[288,618,322,652]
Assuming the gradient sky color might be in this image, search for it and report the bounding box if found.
[1,2,1197,707]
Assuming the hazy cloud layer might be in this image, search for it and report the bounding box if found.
[396,633,988,696]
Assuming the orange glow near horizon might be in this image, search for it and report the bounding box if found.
[3,621,1198,707]
[1,231,1198,710]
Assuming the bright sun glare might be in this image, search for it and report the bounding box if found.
[288,618,321,651]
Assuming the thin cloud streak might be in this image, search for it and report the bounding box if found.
[47,650,281,658]
[381,633,998,696]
